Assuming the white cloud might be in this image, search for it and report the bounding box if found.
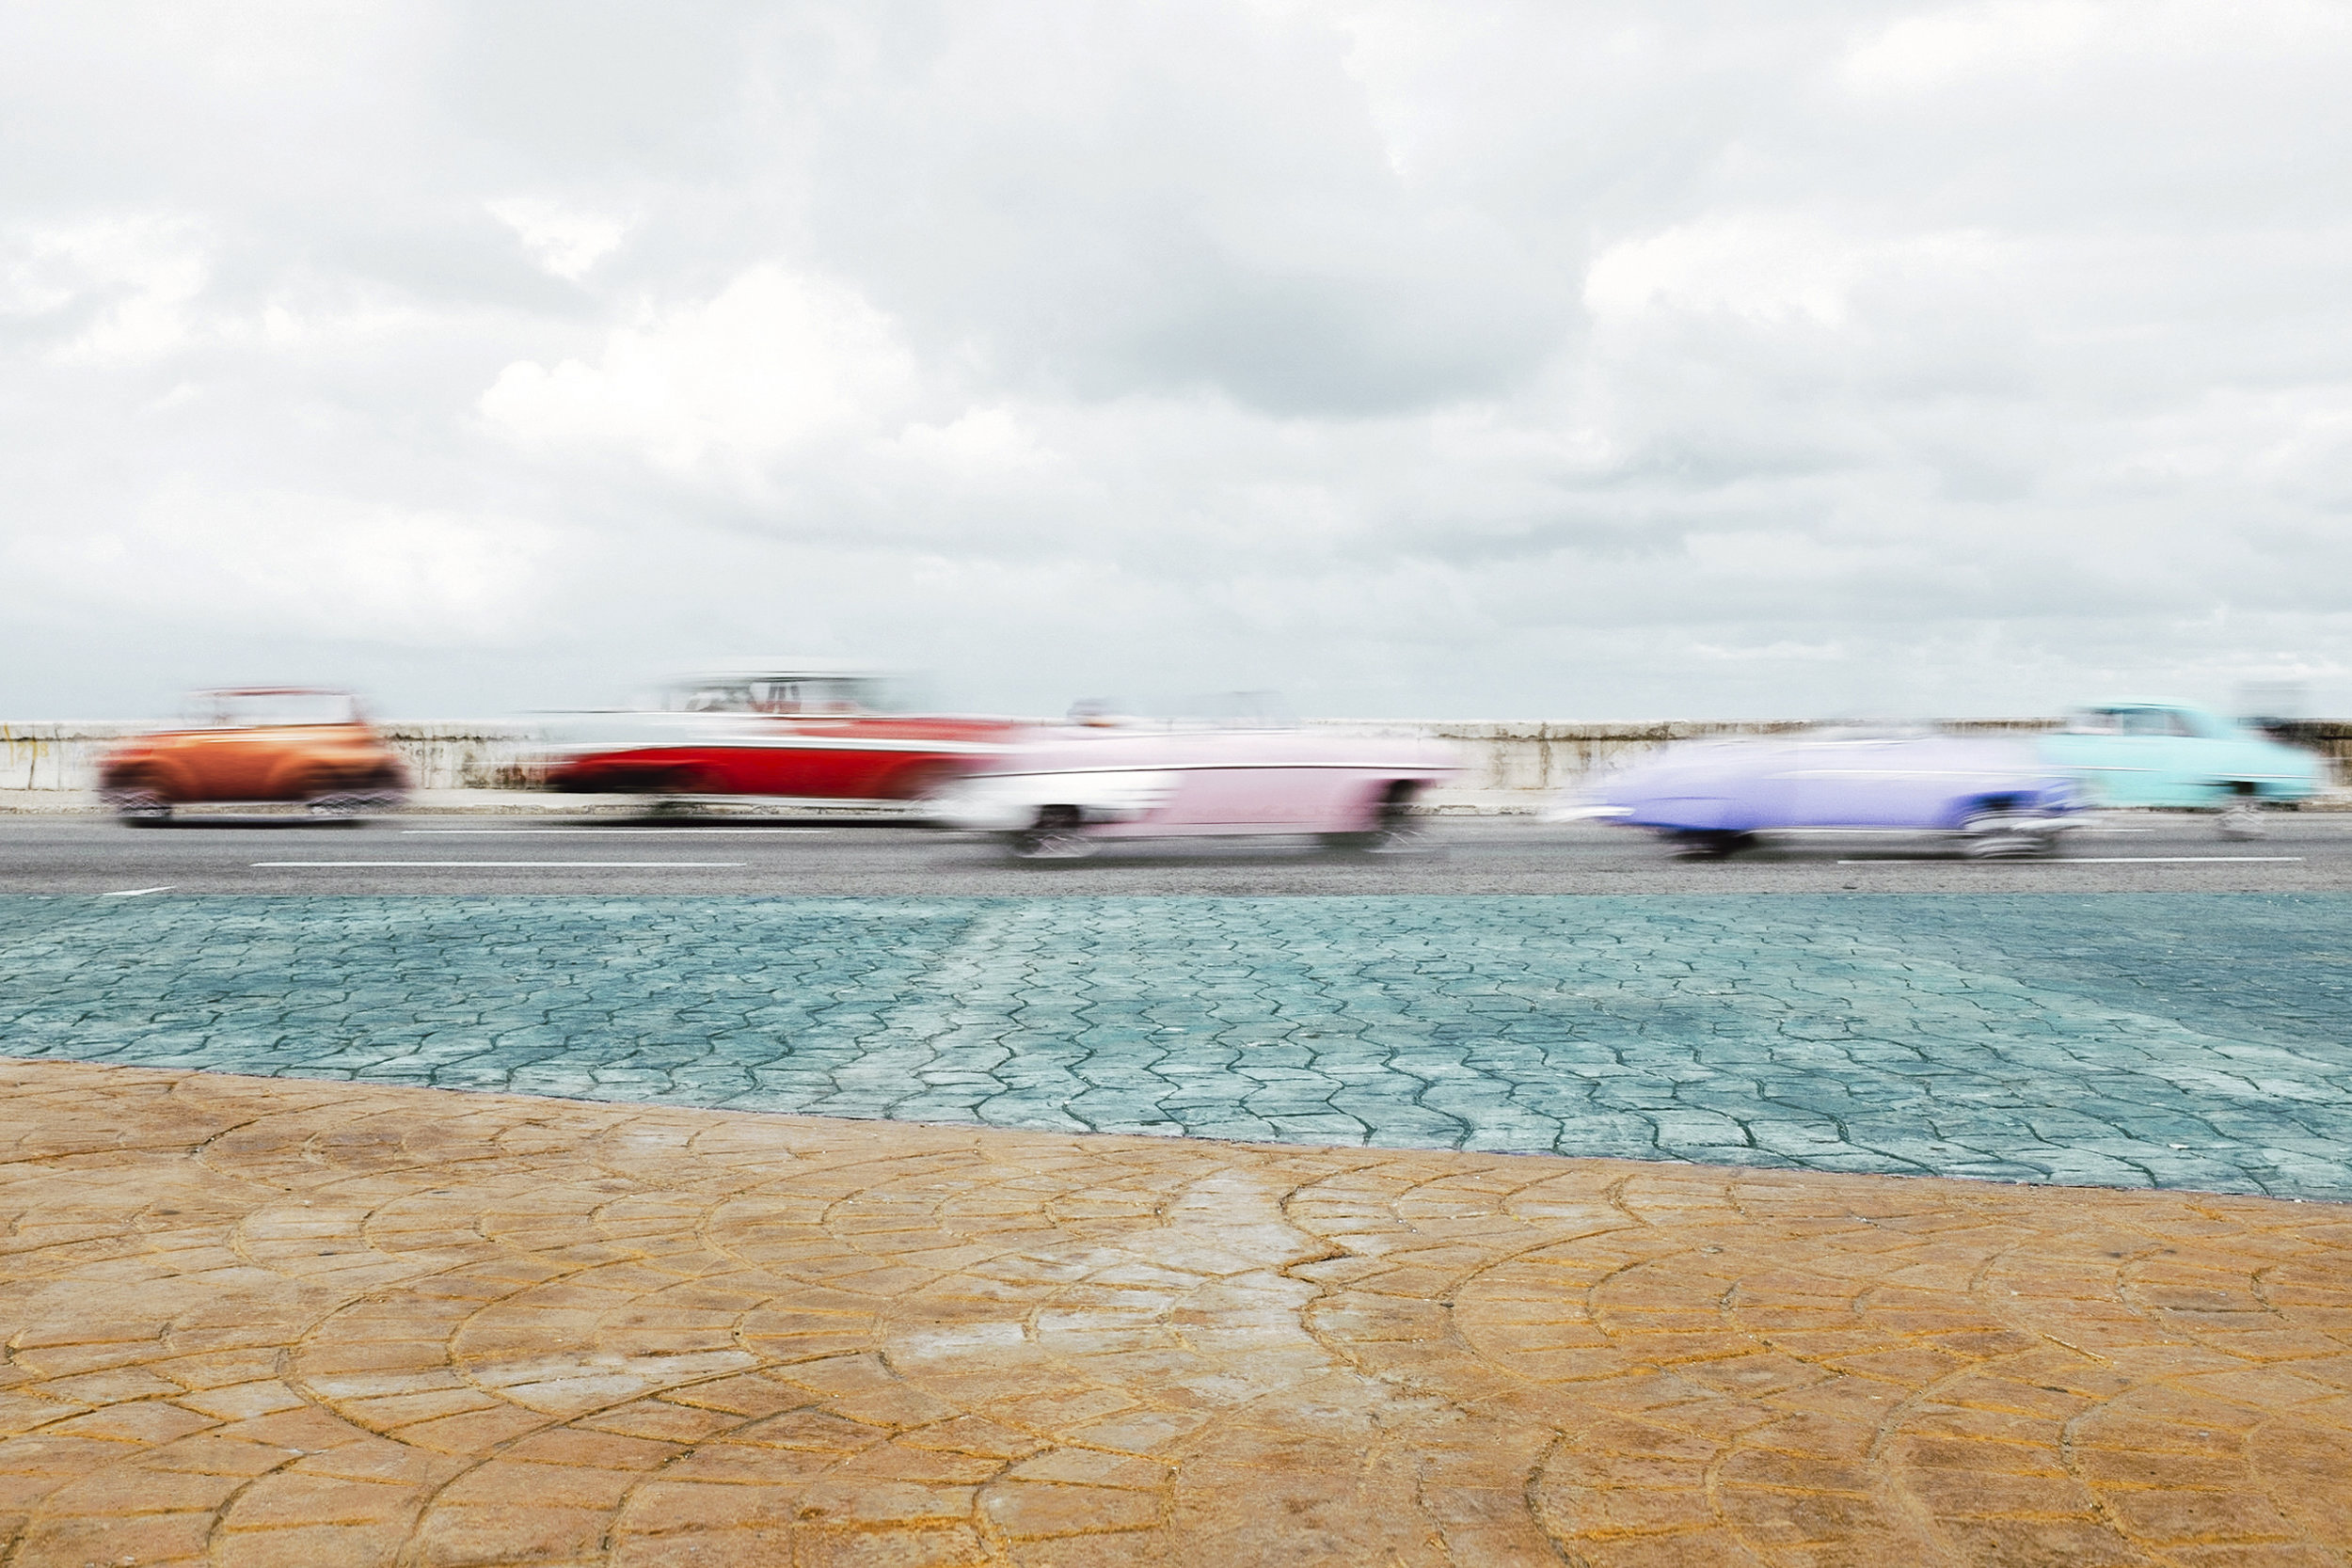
[478,265,922,468]
[485,196,630,281]
[888,406,1056,476]
[8,485,559,648]
[1839,0,2108,92]
[2,216,208,362]
[1584,217,2010,330]
[1841,0,2352,94]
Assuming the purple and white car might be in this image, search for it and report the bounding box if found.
[1553,727,2083,859]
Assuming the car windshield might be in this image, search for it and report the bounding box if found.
[661,676,912,715]
[196,691,357,727]
[2069,706,2226,738]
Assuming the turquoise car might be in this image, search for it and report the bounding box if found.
[2040,701,2326,832]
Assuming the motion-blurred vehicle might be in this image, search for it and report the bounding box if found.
[96,689,408,823]
[539,662,1017,805]
[2040,701,2325,836]
[1555,727,2080,859]
[931,716,1460,858]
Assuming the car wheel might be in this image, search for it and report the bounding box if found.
[1367,781,1437,853]
[103,784,172,824]
[1320,830,1431,854]
[2217,794,2265,840]
[1011,805,1096,860]
[645,768,722,817]
[1670,831,1752,860]
[305,791,370,823]
[356,768,407,810]
[1959,810,2045,858]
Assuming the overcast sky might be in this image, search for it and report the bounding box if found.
[6,0,2351,720]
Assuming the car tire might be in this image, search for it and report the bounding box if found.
[1011,805,1096,860]
[1960,810,2049,858]
[1363,780,1434,853]
[1322,799,1434,855]
[305,791,370,824]
[646,768,723,817]
[1670,831,1752,860]
[1318,830,1432,855]
[104,784,172,825]
[2217,793,2265,840]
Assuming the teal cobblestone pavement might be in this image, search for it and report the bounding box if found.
[5,894,2349,1199]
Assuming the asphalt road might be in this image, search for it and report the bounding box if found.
[3,808,2347,894]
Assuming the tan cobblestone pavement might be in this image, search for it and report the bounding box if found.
[0,1060,2346,1567]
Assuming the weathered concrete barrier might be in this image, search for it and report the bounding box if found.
[1304,718,2073,797]
[0,721,540,794]
[10,717,2348,801]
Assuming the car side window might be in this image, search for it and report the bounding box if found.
[810,680,864,714]
[680,685,754,712]
[2119,710,2171,736]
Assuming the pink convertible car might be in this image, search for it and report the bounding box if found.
[931,719,1460,857]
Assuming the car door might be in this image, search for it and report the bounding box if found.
[1777,738,1908,827]
[2156,708,2236,807]
[1734,741,1814,828]
[176,723,277,800]
[2055,707,2173,807]
[1143,732,1277,829]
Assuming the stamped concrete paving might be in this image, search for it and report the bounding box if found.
[5,895,2351,1199]
[0,1060,2344,1567]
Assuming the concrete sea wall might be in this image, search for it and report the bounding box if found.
[9,717,2349,803]
[0,721,537,794]
[1302,718,2071,798]
[1311,718,2352,800]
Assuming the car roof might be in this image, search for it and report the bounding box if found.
[668,660,892,682]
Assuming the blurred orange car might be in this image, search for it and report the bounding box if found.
[96,689,409,823]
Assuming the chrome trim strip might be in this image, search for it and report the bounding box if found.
[549,736,1009,758]
[958,763,1454,780]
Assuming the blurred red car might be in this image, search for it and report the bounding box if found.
[539,664,1016,802]
[96,689,409,822]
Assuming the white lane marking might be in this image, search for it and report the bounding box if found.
[1836,856,2305,864]
[103,885,174,897]
[402,828,830,835]
[252,861,750,868]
